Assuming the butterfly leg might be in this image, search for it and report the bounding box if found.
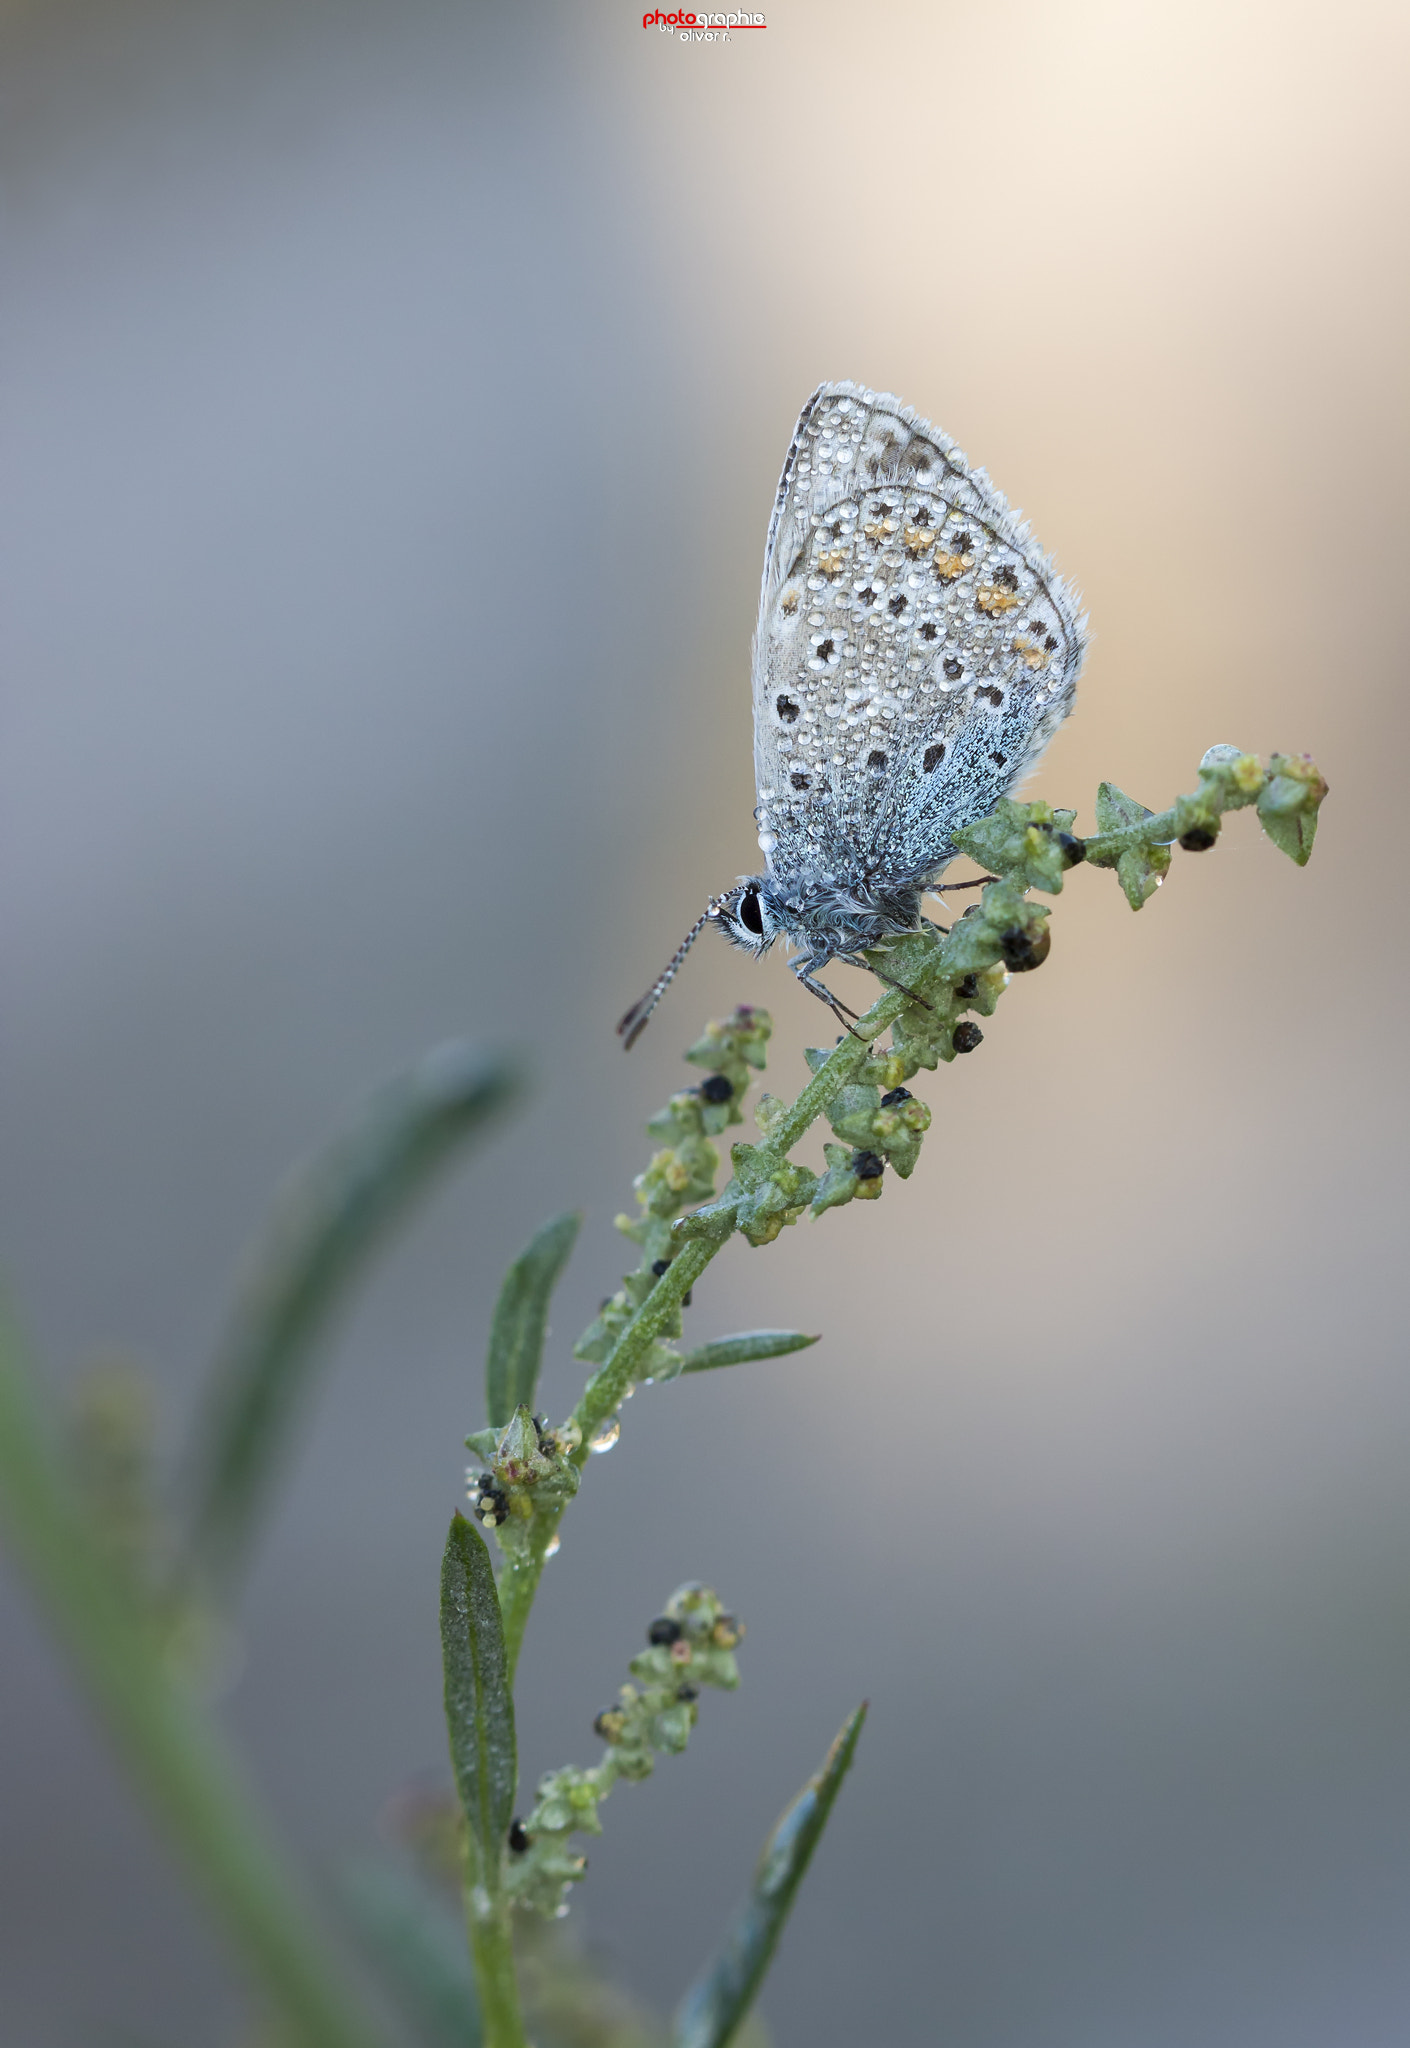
[869,966,934,1012]
[833,950,934,1014]
[791,956,864,1038]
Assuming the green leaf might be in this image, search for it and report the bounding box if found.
[952,797,1083,893]
[0,1307,386,2048]
[485,1211,581,1429]
[1088,783,1173,908]
[341,1857,482,2048]
[1257,752,1329,866]
[185,1041,518,1594]
[679,1331,821,1374]
[441,1513,517,1887]
[672,1703,867,2048]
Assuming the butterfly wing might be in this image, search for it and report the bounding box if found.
[751,382,1088,891]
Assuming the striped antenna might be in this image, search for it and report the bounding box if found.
[617,901,722,1049]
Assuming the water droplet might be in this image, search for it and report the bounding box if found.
[545,1533,561,1559]
[588,1418,620,1454]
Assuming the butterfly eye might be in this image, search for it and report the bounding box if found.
[738,888,765,937]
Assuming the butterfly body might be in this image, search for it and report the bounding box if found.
[619,382,1088,1045]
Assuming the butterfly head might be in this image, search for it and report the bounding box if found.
[714,877,782,957]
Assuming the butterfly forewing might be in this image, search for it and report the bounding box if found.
[752,382,1087,891]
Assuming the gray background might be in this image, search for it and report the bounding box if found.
[3,1,1409,2042]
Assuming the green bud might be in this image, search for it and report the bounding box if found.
[952,796,1083,893]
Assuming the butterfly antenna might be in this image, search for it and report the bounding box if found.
[617,901,721,1049]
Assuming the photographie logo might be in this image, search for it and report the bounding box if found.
[642,9,766,38]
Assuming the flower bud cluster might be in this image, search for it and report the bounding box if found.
[465,1406,581,1537]
[574,1008,772,1383]
[504,1583,742,1919]
[1085,747,1329,906]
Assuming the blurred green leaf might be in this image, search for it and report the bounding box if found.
[441,1514,516,1886]
[342,1857,482,2048]
[672,1704,866,2048]
[485,1211,580,1429]
[0,1307,386,2048]
[678,1332,820,1374]
[185,1041,518,1593]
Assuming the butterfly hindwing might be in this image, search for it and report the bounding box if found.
[752,383,1087,890]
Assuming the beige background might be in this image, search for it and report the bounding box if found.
[2,2,1408,2043]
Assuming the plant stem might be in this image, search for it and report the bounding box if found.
[463,1886,525,2048]
[1083,806,1184,860]
[497,984,910,1682]
[0,1315,383,2048]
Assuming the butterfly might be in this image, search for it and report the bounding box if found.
[620,381,1087,1046]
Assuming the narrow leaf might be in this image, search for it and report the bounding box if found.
[185,1042,518,1592]
[441,1513,517,1884]
[341,1857,482,2048]
[680,1331,821,1374]
[485,1210,581,1429]
[672,1703,867,2048]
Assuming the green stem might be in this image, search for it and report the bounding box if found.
[497,981,912,1680]
[498,995,907,1678]
[0,1315,382,2048]
[1083,806,1183,860]
[463,1885,525,2048]
[1083,779,1262,864]
[750,985,908,1158]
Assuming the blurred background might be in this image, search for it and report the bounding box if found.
[2,0,1408,2041]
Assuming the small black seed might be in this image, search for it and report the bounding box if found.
[1178,825,1218,851]
[880,1086,913,1107]
[954,973,980,999]
[923,743,946,773]
[651,1258,670,1277]
[999,925,1052,972]
[508,1820,530,1854]
[952,1022,984,1054]
[647,1616,683,1646]
[851,1150,886,1181]
[676,1683,700,1703]
[943,656,963,679]
[699,1073,734,1103]
[1057,831,1086,866]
